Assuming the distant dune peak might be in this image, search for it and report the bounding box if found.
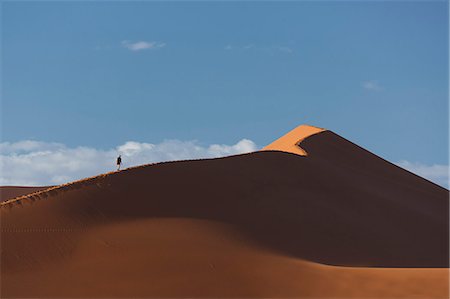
[262,124,326,156]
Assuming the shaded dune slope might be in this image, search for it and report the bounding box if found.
[2,131,448,270]
[0,186,51,202]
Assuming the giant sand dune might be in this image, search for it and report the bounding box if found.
[1,125,448,298]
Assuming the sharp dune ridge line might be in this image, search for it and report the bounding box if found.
[262,124,326,155]
[0,186,51,203]
[0,152,260,209]
[1,124,448,298]
[0,170,116,208]
[1,125,323,208]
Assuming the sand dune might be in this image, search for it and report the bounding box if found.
[3,218,448,298]
[1,126,448,298]
[262,124,325,155]
[0,186,51,202]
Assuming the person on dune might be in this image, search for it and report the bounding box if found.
[116,155,122,171]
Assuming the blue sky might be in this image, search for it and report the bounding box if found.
[1,1,448,186]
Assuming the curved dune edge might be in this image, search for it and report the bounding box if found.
[0,172,117,208]
[261,124,326,156]
[1,124,322,208]
[0,153,254,210]
[0,186,52,202]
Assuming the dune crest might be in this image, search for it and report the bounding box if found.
[0,186,52,203]
[262,124,326,155]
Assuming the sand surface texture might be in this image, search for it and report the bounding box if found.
[1,126,448,298]
[0,186,51,202]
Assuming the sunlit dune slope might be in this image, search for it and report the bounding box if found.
[2,218,448,298]
[1,126,448,298]
[262,124,325,155]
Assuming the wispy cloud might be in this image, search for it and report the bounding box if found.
[396,160,449,188]
[121,40,166,51]
[0,139,257,186]
[272,45,293,54]
[362,80,383,91]
[225,44,293,54]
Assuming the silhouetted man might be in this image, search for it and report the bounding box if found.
[116,155,122,171]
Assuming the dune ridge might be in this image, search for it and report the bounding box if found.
[0,186,52,202]
[1,154,251,209]
[262,124,326,155]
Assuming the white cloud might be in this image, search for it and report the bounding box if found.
[396,160,449,188]
[0,139,258,186]
[121,40,166,51]
[362,80,382,91]
[0,141,65,154]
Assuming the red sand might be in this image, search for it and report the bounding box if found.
[1,127,448,298]
[262,124,325,155]
[0,186,51,202]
